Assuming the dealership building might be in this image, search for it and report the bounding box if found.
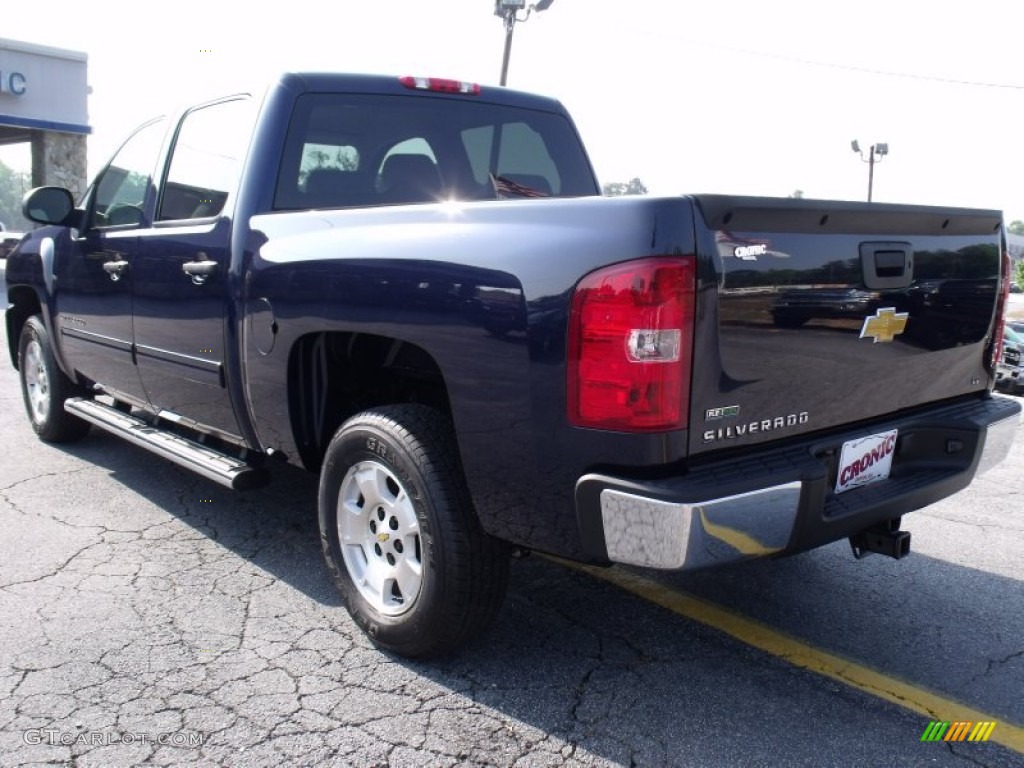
[0,38,89,200]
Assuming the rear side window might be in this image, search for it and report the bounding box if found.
[462,123,560,197]
[300,143,359,187]
[274,93,597,210]
[158,98,255,221]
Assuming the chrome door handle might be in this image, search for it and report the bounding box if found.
[182,260,218,285]
[102,260,130,282]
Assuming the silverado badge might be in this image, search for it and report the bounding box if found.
[859,307,908,343]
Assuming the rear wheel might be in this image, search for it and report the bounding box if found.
[318,404,509,657]
[18,316,90,443]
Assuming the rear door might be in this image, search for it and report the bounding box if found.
[689,196,1003,454]
[131,97,255,439]
[53,118,168,405]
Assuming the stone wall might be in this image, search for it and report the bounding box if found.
[31,131,87,202]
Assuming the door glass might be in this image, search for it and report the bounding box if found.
[158,99,255,221]
[91,118,167,229]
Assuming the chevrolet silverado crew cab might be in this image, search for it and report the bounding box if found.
[8,73,1020,657]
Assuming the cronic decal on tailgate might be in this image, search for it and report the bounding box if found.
[715,231,792,261]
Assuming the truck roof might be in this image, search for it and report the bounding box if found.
[275,72,569,114]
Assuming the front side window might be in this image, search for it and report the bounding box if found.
[91,118,168,229]
[158,98,255,221]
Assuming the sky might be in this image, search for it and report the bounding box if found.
[3,0,1023,221]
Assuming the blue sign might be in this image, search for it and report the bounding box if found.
[0,72,27,96]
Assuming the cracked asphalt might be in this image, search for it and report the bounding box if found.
[2,265,1023,767]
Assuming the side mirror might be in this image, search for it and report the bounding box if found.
[22,187,80,227]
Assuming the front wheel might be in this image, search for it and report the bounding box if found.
[318,405,510,658]
[18,316,91,443]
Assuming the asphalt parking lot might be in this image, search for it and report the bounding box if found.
[1,265,1022,767]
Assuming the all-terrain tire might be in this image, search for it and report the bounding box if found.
[318,404,510,657]
[17,316,91,443]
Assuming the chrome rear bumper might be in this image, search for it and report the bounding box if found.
[599,482,801,570]
[576,395,1020,570]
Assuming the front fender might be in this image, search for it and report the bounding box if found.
[5,230,73,378]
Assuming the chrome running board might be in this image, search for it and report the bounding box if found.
[65,398,269,490]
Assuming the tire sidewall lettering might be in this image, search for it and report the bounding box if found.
[365,436,390,462]
[356,432,432,544]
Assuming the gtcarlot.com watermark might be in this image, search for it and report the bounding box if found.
[24,729,204,747]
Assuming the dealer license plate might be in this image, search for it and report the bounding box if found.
[835,428,898,495]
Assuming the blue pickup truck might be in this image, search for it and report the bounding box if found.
[8,73,1020,656]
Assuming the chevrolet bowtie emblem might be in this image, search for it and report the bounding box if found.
[377,533,390,543]
[859,307,909,343]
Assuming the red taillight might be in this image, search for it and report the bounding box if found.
[399,76,481,95]
[568,257,696,432]
[991,249,1012,368]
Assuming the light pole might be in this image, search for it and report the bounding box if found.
[494,0,554,86]
[851,140,889,202]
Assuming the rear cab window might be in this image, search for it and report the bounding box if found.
[274,93,597,210]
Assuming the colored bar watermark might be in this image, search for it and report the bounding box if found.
[921,721,997,743]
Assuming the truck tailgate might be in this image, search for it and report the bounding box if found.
[688,195,1004,456]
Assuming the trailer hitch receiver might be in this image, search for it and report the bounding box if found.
[850,518,911,560]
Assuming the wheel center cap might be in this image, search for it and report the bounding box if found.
[377,532,390,543]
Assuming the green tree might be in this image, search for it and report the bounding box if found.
[1007,220,1024,235]
[1015,258,1024,287]
[603,177,648,196]
[299,145,358,188]
[789,189,804,199]
[116,171,149,207]
[0,160,32,231]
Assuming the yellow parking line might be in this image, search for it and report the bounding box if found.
[556,559,1024,755]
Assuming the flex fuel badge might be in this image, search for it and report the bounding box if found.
[705,405,740,421]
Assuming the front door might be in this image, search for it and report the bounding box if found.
[54,118,168,405]
[131,98,255,439]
